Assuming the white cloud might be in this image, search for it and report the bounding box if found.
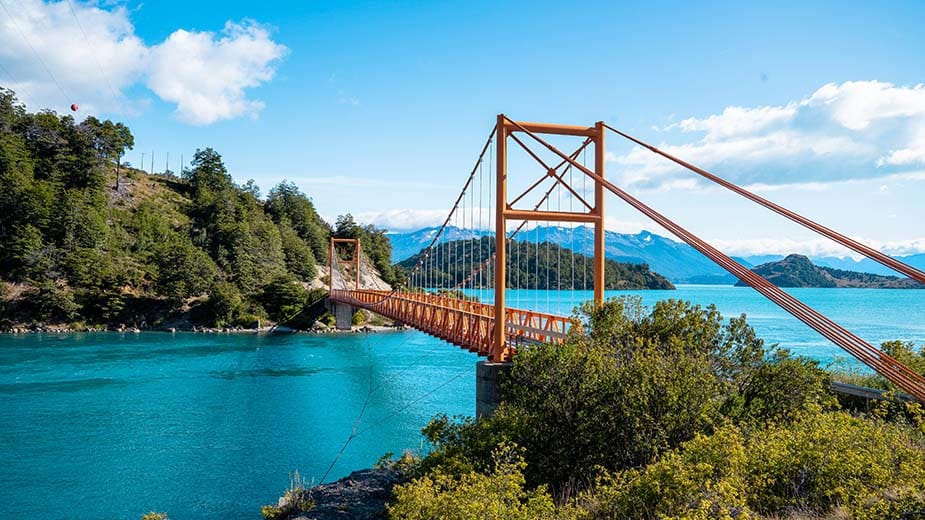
[0,1,286,124]
[0,0,146,113]
[609,81,925,188]
[709,236,925,258]
[147,20,287,125]
[355,209,449,231]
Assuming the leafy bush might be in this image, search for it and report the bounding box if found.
[317,311,336,328]
[388,443,561,520]
[258,276,309,323]
[204,282,245,327]
[414,297,842,506]
[581,411,925,519]
[582,424,755,519]
[26,282,81,323]
[743,411,925,515]
[352,310,366,326]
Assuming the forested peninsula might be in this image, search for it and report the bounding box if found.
[398,238,675,290]
[0,89,398,331]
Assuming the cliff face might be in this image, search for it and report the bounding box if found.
[736,254,924,288]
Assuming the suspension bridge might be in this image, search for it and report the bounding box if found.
[329,115,925,405]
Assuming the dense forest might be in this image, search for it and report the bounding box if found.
[0,88,398,330]
[396,237,675,290]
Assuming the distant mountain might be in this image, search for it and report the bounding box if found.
[388,226,925,284]
[389,226,735,284]
[388,226,490,264]
[735,254,925,288]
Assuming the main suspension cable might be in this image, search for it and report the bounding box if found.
[602,123,925,285]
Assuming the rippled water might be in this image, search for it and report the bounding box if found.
[1,286,922,519]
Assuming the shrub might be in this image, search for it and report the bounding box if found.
[259,276,309,322]
[428,297,835,495]
[317,311,335,328]
[581,411,925,519]
[261,470,314,520]
[388,443,561,520]
[743,411,925,516]
[352,310,366,326]
[204,282,245,327]
[583,424,756,519]
[27,282,81,323]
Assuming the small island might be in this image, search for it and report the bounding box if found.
[736,254,925,288]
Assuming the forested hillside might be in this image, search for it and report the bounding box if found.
[0,88,397,329]
[396,237,675,290]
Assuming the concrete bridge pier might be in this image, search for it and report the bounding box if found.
[328,300,355,330]
[476,361,512,418]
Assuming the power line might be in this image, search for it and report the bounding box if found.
[0,0,71,108]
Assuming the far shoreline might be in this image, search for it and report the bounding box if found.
[1,324,406,336]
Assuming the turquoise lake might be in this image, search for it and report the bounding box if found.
[1,285,923,519]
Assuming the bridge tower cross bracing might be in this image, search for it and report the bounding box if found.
[491,115,607,362]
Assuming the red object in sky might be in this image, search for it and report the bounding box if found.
[70,104,79,112]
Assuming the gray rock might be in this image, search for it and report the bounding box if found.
[275,467,403,520]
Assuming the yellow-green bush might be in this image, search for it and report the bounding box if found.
[580,411,925,519]
[744,411,925,515]
[581,424,756,519]
[388,443,561,520]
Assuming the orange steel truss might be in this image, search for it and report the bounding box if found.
[493,116,606,362]
[330,289,572,356]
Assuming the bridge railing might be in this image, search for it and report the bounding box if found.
[329,289,574,358]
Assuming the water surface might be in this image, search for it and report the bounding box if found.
[1,285,923,519]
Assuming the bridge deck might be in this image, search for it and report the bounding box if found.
[329,289,572,357]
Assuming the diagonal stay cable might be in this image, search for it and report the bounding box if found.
[505,115,925,402]
[602,123,925,285]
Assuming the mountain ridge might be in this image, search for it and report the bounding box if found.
[387,226,925,284]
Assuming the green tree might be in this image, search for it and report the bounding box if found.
[266,180,330,263]
[204,282,245,327]
[152,239,219,303]
[258,276,309,322]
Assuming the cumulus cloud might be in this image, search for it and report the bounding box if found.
[148,21,287,124]
[610,81,925,189]
[0,0,286,124]
[0,0,146,113]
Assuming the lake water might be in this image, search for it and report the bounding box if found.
[1,285,923,519]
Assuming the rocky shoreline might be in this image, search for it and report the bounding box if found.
[1,324,405,335]
[268,466,404,520]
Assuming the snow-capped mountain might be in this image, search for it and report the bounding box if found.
[388,226,925,284]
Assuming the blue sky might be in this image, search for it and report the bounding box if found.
[2,0,924,257]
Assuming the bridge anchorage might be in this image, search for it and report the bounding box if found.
[329,115,925,411]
